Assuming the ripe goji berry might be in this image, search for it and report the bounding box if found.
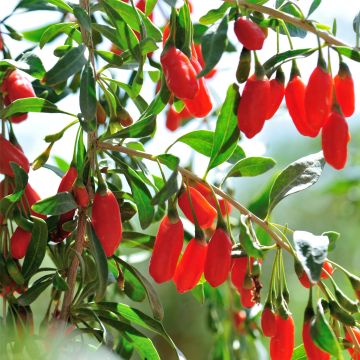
[266,68,285,120]
[183,57,212,118]
[285,69,317,137]
[240,285,256,308]
[322,110,350,170]
[73,182,89,208]
[305,62,333,135]
[237,74,270,139]
[166,106,191,132]
[92,188,122,257]
[0,135,30,176]
[261,306,277,337]
[3,95,28,123]
[178,187,217,229]
[204,228,232,287]
[58,166,78,193]
[234,18,265,50]
[345,327,360,359]
[161,45,199,100]
[149,215,184,283]
[25,183,46,219]
[303,319,330,360]
[173,238,208,293]
[10,227,32,259]
[334,61,355,117]
[231,256,249,291]
[270,314,295,360]
[320,260,334,279]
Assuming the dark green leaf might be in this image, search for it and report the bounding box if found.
[16,278,53,306]
[39,23,82,48]
[207,83,240,171]
[268,152,325,214]
[293,231,329,283]
[73,5,92,33]
[122,232,155,250]
[53,271,68,291]
[22,217,48,279]
[87,224,109,301]
[80,62,97,122]
[17,51,46,79]
[152,171,181,206]
[198,15,228,78]
[311,299,342,358]
[334,46,360,63]
[307,0,322,17]
[124,269,147,302]
[44,45,87,86]
[278,4,307,38]
[199,3,232,25]
[11,163,29,191]
[239,216,263,259]
[32,192,77,216]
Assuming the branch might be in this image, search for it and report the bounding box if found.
[227,0,351,48]
[97,140,290,252]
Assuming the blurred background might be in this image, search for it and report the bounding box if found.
[1,0,360,359]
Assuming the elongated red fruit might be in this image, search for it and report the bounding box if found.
[303,319,330,360]
[266,68,285,120]
[178,187,217,229]
[305,64,333,135]
[25,183,46,219]
[173,238,208,293]
[237,74,270,138]
[10,227,32,259]
[298,260,334,288]
[149,216,184,283]
[92,188,122,257]
[261,306,277,337]
[234,18,265,50]
[231,257,248,291]
[240,286,256,308]
[345,327,360,359]
[334,62,355,117]
[183,58,212,118]
[204,228,232,287]
[270,314,295,360]
[285,75,317,137]
[322,110,350,170]
[0,135,30,176]
[58,166,78,193]
[160,46,199,100]
[73,183,89,208]
[166,106,191,131]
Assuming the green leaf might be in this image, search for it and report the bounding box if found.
[52,271,68,291]
[322,231,340,252]
[124,327,160,360]
[0,190,24,217]
[32,192,77,216]
[334,46,360,63]
[73,5,92,33]
[16,277,53,306]
[22,217,48,280]
[11,163,29,191]
[47,0,73,13]
[239,216,263,259]
[80,62,97,122]
[207,83,240,171]
[39,23,82,48]
[0,98,74,118]
[44,45,87,86]
[293,231,329,283]
[87,224,109,301]
[268,152,325,214]
[311,299,343,358]
[223,157,276,182]
[291,344,307,360]
[199,3,232,25]
[22,23,56,43]
[157,154,179,171]
[198,15,228,78]
[122,232,155,250]
[116,257,164,321]
[123,269,147,302]
[17,51,46,79]
[307,0,322,17]
[278,3,307,38]
[151,171,181,206]
[105,0,162,42]
[145,0,157,15]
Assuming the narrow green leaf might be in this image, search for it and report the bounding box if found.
[47,0,73,13]
[199,3,232,25]
[268,152,325,214]
[291,344,307,360]
[44,45,87,86]
[198,15,228,78]
[122,231,155,250]
[307,0,322,17]
[293,231,329,283]
[17,51,46,79]
[322,231,340,252]
[123,269,147,302]
[145,0,157,15]
[22,217,48,280]
[52,271,69,291]
[39,23,82,48]
[207,83,240,171]
[239,216,263,259]
[73,5,92,33]
[151,171,181,206]
[87,224,109,301]
[32,192,77,216]
[80,62,97,122]
[16,278,53,306]
[11,162,29,191]
[334,46,360,63]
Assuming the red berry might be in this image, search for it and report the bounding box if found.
[322,110,350,170]
[261,306,277,337]
[240,286,256,308]
[204,228,232,287]
[58,166,78,193]
[231,257,249,291]
[73,183,89,208]
[303,319,330,360]
[320,260,334,279]
[173,238,208,293]
[10,227,32,259]
[234,18,265,50]
[266,69,285,120]
[149,216,184,283]
[270,315,295,360]
[334,62,355,117]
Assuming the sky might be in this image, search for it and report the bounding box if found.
[1,0,359,198]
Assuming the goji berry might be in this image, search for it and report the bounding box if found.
[334,61,355,117]
[231,256,249,291]
[322,109,350,170]
[237,74,270,139]
[0,135,30,176]
[173,238,208,293]
[204,228,232,287]
[240,285,256,308]
[160,45,199,100]
[266,68,285,120]
[234,18,265,50]
[261,306,277,337]
[149,215,184,283]
[320,260,334,279]
[73,182,89,208]
[178,186,217,229]
[305,62,333,135]
[58,166,78,193]
[10,227,32,260]
[92,188,122,257]
[303,319,330,360]
[270,314,295,360]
